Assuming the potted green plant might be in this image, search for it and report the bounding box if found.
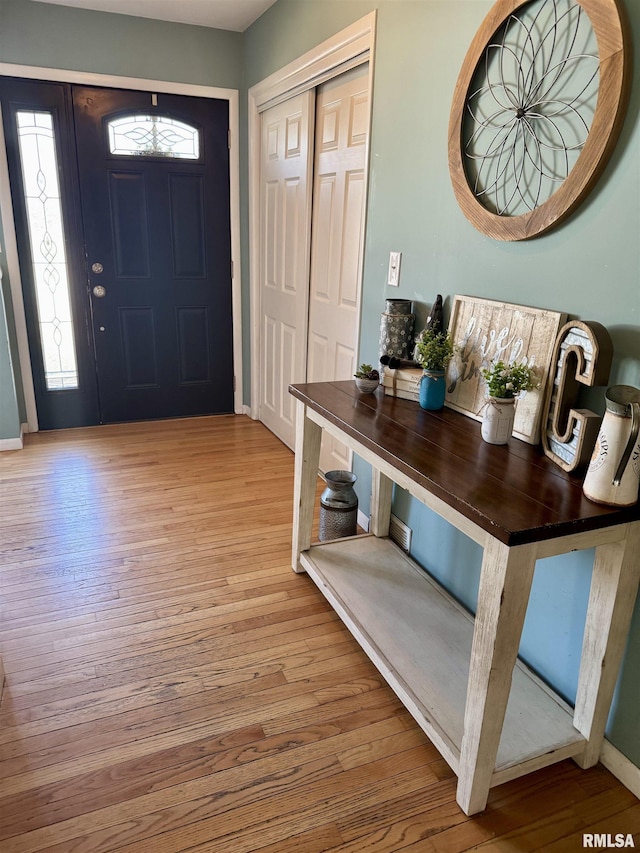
[354,363,380,394]
[414,329,455,410]
[480,360,539,444]
[481,360,538,399]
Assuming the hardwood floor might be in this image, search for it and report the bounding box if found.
[0,415,637,853]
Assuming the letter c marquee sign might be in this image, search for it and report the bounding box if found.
[541,321,613,472]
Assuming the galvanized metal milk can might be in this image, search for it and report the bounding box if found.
[318,470,358,540]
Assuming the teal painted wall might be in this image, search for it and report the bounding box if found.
[0,0,243,86]
[1,0,639,771]
[246,0,640,768]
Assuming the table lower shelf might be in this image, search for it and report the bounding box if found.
[299,535,585,786]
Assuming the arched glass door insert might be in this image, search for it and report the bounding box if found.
[107,115,200,159]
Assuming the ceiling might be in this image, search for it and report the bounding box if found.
[32,0,278,32]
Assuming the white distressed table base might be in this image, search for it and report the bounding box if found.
[290,397,640,814]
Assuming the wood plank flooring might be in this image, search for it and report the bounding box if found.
[0,415,637,852]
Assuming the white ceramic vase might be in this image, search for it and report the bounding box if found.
[355,377,379,394]
[481,397,515,444]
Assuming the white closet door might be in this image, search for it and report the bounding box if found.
[259,92,314,448]
[307,65,369,473]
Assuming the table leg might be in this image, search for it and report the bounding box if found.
[370,469,393,537]
[457,539,537,815]
[574,520,640,768]
[291,399,322,573]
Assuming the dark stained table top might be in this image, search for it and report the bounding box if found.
[290,381,640,547]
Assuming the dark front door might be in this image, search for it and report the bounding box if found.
[1,78,234,428]
[73,86,234,423]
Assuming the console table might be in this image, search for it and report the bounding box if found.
[289,381,640,815]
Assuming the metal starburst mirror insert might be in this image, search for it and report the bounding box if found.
[448,0,630,241]
[464,0,598,216]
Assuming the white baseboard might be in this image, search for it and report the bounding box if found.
[357,509,370,532]
[0,426,23,451]
[601,739,640,799]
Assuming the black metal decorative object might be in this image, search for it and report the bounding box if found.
[379,299,415,361]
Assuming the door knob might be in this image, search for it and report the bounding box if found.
[92,285,107,298]
[91,262,104,274]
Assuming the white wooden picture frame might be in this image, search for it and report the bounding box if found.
[446,296,567,444]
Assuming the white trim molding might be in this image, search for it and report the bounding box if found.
[0,421,28,452]
[249,12,376,113]
[0,64,243,424]
[0,103,38,431]
[0,433,23,451]
[601,739,640,800]
[248,11,376,420]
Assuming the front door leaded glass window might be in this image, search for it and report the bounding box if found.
[107,115,200,159]
[16,110,79,390]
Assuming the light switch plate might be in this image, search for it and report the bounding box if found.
[388,251,401,287]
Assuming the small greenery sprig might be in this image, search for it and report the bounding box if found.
[481,360,539,399]
[354,363,379,380]
[414,329,455,372]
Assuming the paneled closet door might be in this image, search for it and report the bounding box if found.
[306,65,369,474]
[258,92,314,448]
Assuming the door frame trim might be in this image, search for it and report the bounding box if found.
[248,11,376,421]
[0,64,243,429]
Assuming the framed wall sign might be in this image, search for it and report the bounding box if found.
[446,295,567,443]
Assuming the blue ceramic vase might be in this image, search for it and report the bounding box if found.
[419,370,446,411]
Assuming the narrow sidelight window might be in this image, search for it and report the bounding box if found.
[16,111,79,390]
